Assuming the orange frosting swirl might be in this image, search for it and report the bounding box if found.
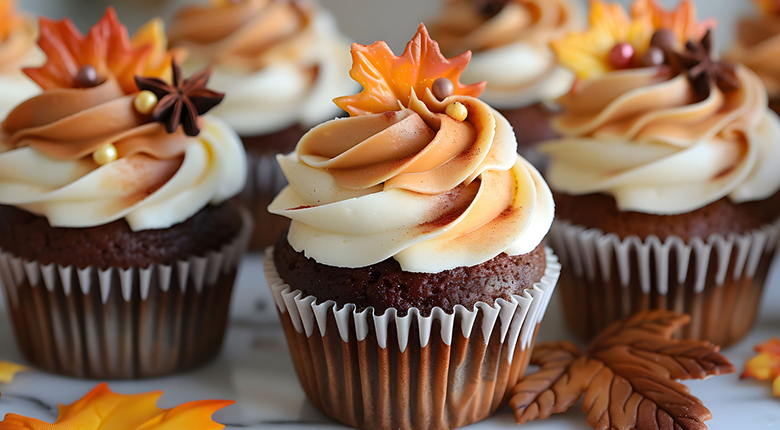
[729,13,780,99]
[168,0,314,72]
[542,65,780,214]
[270,92,554,272]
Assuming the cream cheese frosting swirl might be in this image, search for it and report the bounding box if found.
[269,92,554,272]
[0,79,246,230]
[729,14,780,100]
[541,65,780,214]
[431,0,582,109]
[168,0,356,136]
[0,9,42,118]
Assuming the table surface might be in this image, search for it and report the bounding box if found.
[0,253,777,429]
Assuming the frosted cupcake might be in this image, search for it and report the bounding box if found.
[430,0,583,164]
[729,0,780,114]
[0,9,250,379]
[168,0,357,250]
[265,25,559,430]
[0,0,42,118]
[542,0,780,346]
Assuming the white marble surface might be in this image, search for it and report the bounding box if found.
[0,253,777,429]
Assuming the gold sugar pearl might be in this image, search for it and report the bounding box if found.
[93,143,118,166]
[445,102,468,122]
[134,90,159,115]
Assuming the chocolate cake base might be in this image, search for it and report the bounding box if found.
[240,126,303,251]
[550,192,780,347]
[0,203,249,379]
[770,98,780,117]
[274,232,546,316]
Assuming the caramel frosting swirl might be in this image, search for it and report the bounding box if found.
[729,14,780,99]
[541,65,780,214]
[431,0,582,109]
[168,0,356,136]
[0,79,246,230]
[0,10,42,118]
[269,93,554,272]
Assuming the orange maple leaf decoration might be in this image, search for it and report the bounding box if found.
[0,382,234,430]
[631,0,716,46]
[0,0,27,41]
[510,311,735,430]
[742,338,780,396]
[24,7,173,95]
[754,0,780,16]
[335,24,485,116]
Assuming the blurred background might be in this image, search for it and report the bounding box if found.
[21,0,754,52]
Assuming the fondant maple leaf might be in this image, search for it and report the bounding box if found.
[742,338,780,396]
[0,383,234,429]
[631,0,715,45]
[754,0,780,16]
[510,311,735,430]
[335,23,485,116]
[0,0,27,41]
[24,7,172,94]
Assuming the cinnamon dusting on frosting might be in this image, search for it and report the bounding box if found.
[269,25,554,272]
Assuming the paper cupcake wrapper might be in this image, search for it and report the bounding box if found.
[241,152,291,250]
[264,247,561,430]
[549,219,780,346]
[0,208,252,379]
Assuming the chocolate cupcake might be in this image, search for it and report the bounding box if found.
[168,0,357,250]
[540,0,780,347]
[0,9,250,379]
[429,0,583,166]
[728,0,780,115]
[265,25,560,430]
[0,1,42,118]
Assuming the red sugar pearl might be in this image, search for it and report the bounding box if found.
[609,43,635,69]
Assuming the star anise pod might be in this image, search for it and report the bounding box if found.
[668,30,741,99]
[135,61,224,137]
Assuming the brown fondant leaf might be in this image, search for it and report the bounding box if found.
[510,311,735,430]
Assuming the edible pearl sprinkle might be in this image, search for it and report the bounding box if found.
[134,90,159,115]
[609,43,634,69]
[75,65,101,88]
[432,77,454,101]
[93,143,118,166]
[445,102,468,122]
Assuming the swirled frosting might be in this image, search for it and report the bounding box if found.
[729,14,780,99]
[269,92,554,272]
[168,0,357,136]
[431,0,582,109]
[0,79,246,230]
[541,65,780,214]
[0,9,42,118]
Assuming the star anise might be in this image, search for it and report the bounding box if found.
[135,61,224,137]
[668,30,741,99]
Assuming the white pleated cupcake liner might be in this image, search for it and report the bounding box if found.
[548,218,780,345]
[242,152,289,201]
[263,246,560,430]
[0,207,252,379]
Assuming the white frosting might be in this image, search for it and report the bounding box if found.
[542,66,780,215]
[269,97,555,273]
[180,11,357,136]
[0,117,246,231]
[0,45,43,120]
[463,41,575,109]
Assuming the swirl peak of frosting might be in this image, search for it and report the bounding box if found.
[0,10,246,231]
[168,0,358,136]
[269,26,554,273]
[542,8,780,215]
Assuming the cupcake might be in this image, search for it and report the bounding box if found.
[728,0,780,115]
[429,0,583,165]
[0,0,42,118]
[541,0,780,346]
[168,0,357,250]
[0,8,250,379]
[265,24,559,430]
